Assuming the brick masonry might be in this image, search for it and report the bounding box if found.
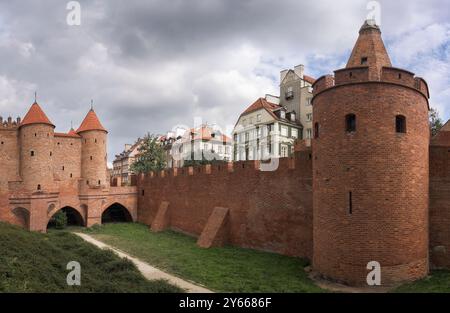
[0,105,138,232]
[138,152,314,259]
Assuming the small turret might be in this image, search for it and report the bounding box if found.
[77,106,108,188]
[19,102,55,191]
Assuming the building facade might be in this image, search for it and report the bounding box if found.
[279,65,315,143]
[232,97,302,161]
[112,139,144,185]
[169,125,232,167]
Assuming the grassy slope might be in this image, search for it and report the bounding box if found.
[0,222,181,293]
[83,223,323,293]
[392,270,450,293]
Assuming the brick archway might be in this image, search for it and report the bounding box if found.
[11,207,30,229]
[101,202,133,224]
[47,206,85,229]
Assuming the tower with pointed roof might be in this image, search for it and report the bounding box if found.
[311,20,431,286]
[19,102,56,192]
[77,107,108,189]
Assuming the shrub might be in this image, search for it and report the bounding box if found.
[53,211,68,230]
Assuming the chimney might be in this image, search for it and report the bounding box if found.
[280,69,289,83]
[294,64,305,79]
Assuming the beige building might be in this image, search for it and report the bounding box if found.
[112,139,143,185]
[232,97,302,161]
[168,125,232,168]
[271,65,315,144]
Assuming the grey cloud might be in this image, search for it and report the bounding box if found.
[0,0,448,161]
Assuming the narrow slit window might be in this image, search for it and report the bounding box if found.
[314,123,320,139]
[37,184,41,191]
[346,114,356,132]
[349,191,353,214]
[30,151,35,157]
[396,115,406,133]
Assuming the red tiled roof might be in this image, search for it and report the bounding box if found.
[20,102,54,128]
[242,98,279,116]
[55,128,81,138]
[76,109,107,133]
[304,75,316,84]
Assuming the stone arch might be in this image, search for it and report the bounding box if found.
[101,202,133,224]
[11,207,30,229]
[47,206,85,229]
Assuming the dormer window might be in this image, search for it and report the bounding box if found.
[290,112,296,122]
[280,111,286,119]
[361,57,368,65]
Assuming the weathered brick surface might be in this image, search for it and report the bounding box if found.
[138,152,314,259]
[312,82,430,286]
[0,106,137,232]
[197,207,230,248]
[429,129,450,268]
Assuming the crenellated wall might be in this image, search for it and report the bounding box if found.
[137,151,314,259]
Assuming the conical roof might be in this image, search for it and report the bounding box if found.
[76,108,107,133]
[20,102,54,128]
[346,19,392,80]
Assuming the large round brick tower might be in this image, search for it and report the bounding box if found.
[77,107,108,188]
[312,20,430,286]
[19,102,55,192]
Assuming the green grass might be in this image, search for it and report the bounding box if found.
[82,223,323,293]
[392,270,450,293]
[0,222,182,293]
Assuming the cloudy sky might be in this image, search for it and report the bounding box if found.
[0,0,448,162]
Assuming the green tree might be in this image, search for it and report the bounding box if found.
[53,210,68,230]
[130,134,167,174]
[430,107,444,137]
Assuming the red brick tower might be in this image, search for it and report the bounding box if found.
[19,102,55,192]
[77,107,108,188]
[312,20,430,286]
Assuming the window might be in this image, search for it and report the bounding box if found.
[62,166,65,171]
[257,114,261,122]
[306,113,312,121]
[218,146,223,153]
[98,180,101,185]
[346,114,356,132]
[50,152,52,156]
[314,123,319,139]
[307,128,312,139]
[291,128,298,139]
[281,126,288,137]
[30,151,35,157]
[306,98,312,106]
[37,184,41,191]
[348,191,353,214]
[90,156,93,160]
[281,145,289,158]
[280,111,286,119]
[396,115,406,133]
[142,190,145,196]
[290,112,296,122]
[361,57,368,65]
[285,87,294,100]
